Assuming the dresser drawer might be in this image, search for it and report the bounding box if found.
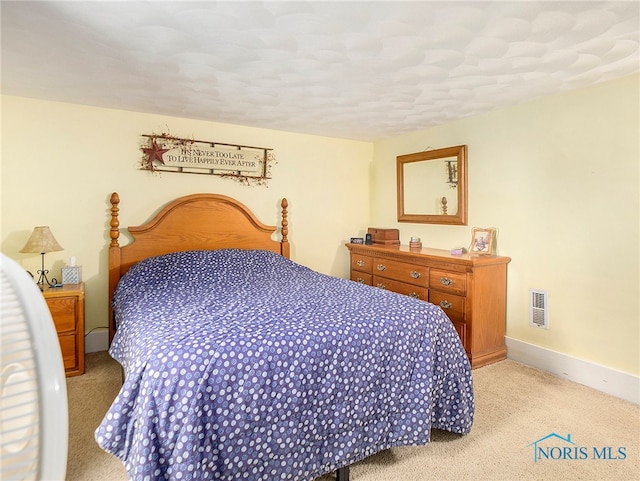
[350,271,372,285]
[451,320,467,350]
[45,296,77,333]
[429,290,466,322]
[373,258,427,287]
[351,254,373,274]
[374,276,428,301]
[429,269,466,296]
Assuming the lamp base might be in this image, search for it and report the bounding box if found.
[35,269,54,290]
[35,252,57,289]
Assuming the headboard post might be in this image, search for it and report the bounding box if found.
[281,198,290,258]
[108,192,121,344]
[110,192,120,247]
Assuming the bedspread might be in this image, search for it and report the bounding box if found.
[95,249,474,480]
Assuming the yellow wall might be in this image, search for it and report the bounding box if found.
[0,96,372,335]
[2,74,638,377]
[372,74,639,376]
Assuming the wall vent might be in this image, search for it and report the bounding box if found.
[529,289,549,329]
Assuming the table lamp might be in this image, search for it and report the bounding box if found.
[20,226,64,288]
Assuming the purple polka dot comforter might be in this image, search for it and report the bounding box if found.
[95,249,474,480]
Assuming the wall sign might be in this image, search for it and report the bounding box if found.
[140,133,275,185]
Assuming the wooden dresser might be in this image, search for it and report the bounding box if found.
[346,243,510,368]
[42,283,85,376]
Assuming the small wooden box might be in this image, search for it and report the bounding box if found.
[367,228,400,245]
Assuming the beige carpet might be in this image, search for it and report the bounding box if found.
[66,352,639,481]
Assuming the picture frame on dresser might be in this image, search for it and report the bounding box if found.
[470,227,495,255]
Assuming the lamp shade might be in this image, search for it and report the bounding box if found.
[20,227,63,254]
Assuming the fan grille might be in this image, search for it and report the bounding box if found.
[1,271,39,481]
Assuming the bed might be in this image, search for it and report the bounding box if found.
[95,192,474,481]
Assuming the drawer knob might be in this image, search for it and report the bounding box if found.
[356,260,366,267]
[410,271,421,279]
[409,292,421,299]
[439,277,453,286]
[376,283,387,289]
[356,277,366,284]
[376,264,386,271]
[439,300,453,309]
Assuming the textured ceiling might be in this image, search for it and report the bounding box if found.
[1,1,638,141]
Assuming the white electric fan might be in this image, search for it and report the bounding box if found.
[1,253,68,480]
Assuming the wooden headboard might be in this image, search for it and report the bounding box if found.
[108,192,290,343]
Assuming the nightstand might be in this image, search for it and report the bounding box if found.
[42,283,85,376]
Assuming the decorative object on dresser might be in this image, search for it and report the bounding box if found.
[367,227,400,245]
[19,226,64,289]
[42,283,85,376]
[470,227,496,255]
[346,242,510,368]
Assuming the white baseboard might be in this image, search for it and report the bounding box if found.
[505,336,639,404]
[85,329,109,353]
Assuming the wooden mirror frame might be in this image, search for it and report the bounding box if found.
[397,145,467,225]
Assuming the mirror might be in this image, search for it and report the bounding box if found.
[397,145,467,225]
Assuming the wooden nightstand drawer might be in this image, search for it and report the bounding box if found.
[45,296,77,333]
[58,333,77,371]
[42,284,85,377]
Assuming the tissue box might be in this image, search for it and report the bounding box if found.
[62,266,82,284]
